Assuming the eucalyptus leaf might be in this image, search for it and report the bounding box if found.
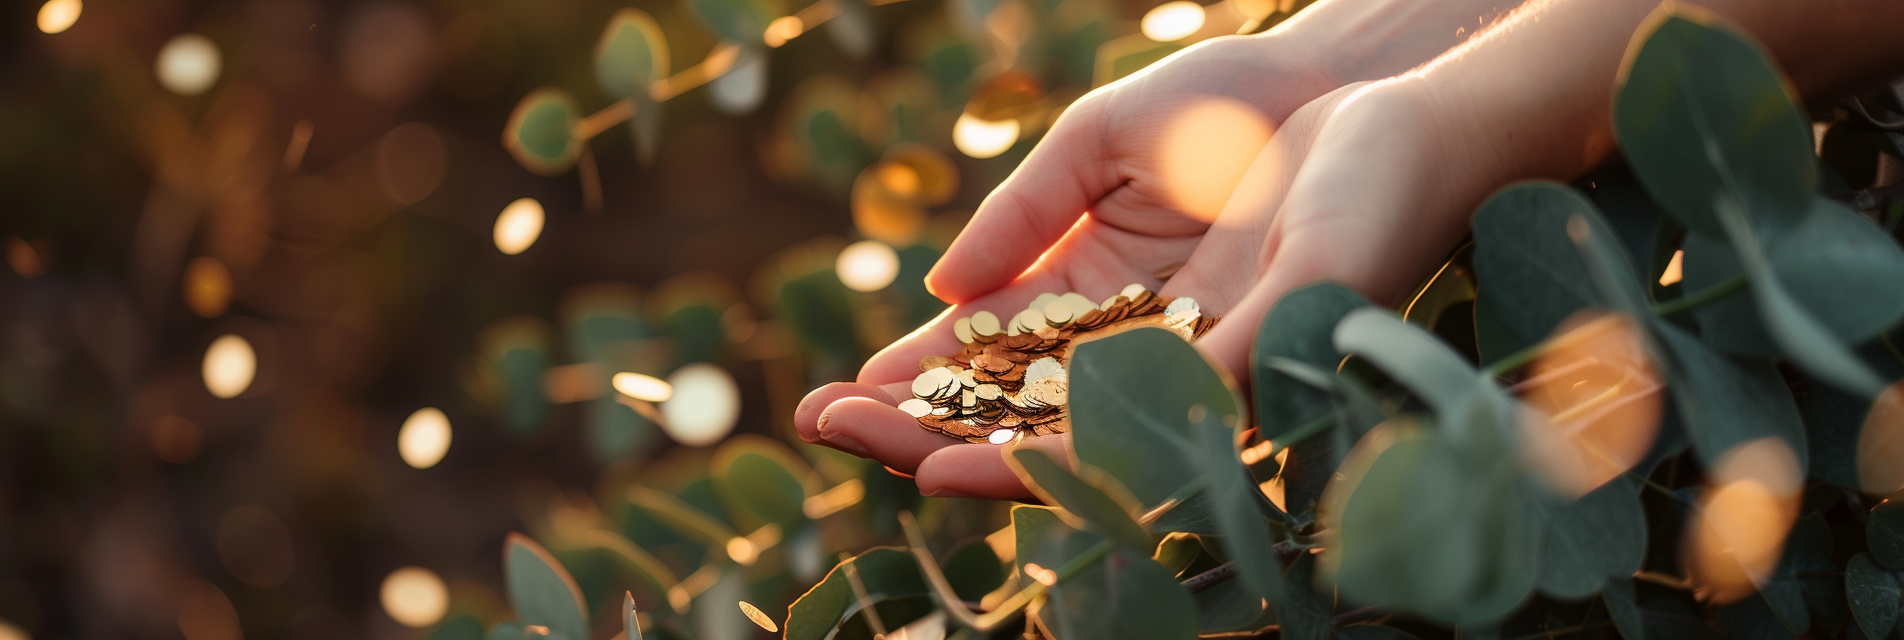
[685,0,778,44]
[504,534,590,640]
[1333,309,1484,420]
[1870,499,1904,571]
[1601,578,1645,640]
[1008,448,1152,551]
[503,88,582,176]
[1536,477,1646,600]
[1650,321,1808,476]
[1190,574,1277,635]
[711,437,813,531]
[429,615,485,640]
[1846,553,1900,639]
[783,548,928,640]
[623,592,644,640]
[1613,11,1815,240]
[941,540,1005,602]
[1013,505,1198,640]
[1069,327,1242,507]
[1254,282,1372,440]
[1470,183,1601,351]
[1191,413,1284,603]
[1278,552,1335,640]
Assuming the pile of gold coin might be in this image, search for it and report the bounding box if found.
[899,284,1216,444]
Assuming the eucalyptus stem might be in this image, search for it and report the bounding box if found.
[1653,275,1747,317]
[1486,341,1545,377]
[1625,471,1691,507]
[1267,414,1336,455]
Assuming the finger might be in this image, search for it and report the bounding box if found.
[913,433,1070,500]
[924,98,1118,303]
[815,397,962,474]
[795,382,900,444]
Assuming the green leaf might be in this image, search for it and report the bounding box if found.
[485,622,524,640]
[1567,206,1653,318]
[623,592,644,640]
[1330,427,1539,625]
[1333,309,1485,420]
[504,533,589,640]
[1682,198,1904,365]
[1613,10,1815,240]
[1650,321,1808,476]
[1536,477,1647,600]
[1847,553,1900,639]
[1716,594,1796,640]
[428,615,485,640]
[711,436,813,531]
[685,0,779,43]
[784,548,928,640]
[503,88,582,176]
[594,9,667,101]
[1870,499,1904,571]
[1020,508,1199,640]
[1471,183,1601,352]
[626,485,738,545]
[1191,413,1284,603]
[1069,327,1242,507]
[1190,574,1277,635]
[1253,282,1372,440]
[1008,448,1153,551]
[1601,578,1645,640]
[941,540,1005,602]
[1277,552,1335,640]
[1712,194,1887,396]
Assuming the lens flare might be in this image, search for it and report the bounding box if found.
[1156,97,1273,222]
[494,198,545,255]
[156,34,222,96]
[380,566,450,628]
[37,0,81,34]
[1684,438,1802,604]
[1858,381,1904,495]
[659,363,740,446]
[1517,312,1662,498]
[764,16,804,47]
[1141,1,1206,42]
[177,581,241,640]
[397,407,452,469]
[835,240,900,292]
[202,334,256,399]
[953,114,1020,159]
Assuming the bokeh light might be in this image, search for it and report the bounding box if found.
[380,566,450,628]
[1141,1,1206,42]
[1684,437,1802,604]
[660,363,740,446]
[764,16,804,48]
[835,240,900,292]
[342,4,435,103]
[398,407,452,469]
[494,198,545,255]
[5,238,43,278]
[1858,381,1904,494]
[376,122,447,206]
[183,256,233,318]
[1156,97,1273,222]
[952,113,1020,159]
[37,0,81,34]
[1517,312,1662,498]
[612,372,673,403]
[738,601,778,632]
[202,335,256,399]
[156,34,221,96]
[176,581,241,640]
[217,505,295,587]
[150,415,202,464]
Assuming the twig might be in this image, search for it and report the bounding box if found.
[1180,562,1236,594]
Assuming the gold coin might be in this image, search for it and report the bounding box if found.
[954,317,974,343]
[975,383,1003,400]
[1119,283,1146,299]
[912,368,954,398]
[1043,300,1074,324]
[971,311,1001,336]
[899,398,933,417]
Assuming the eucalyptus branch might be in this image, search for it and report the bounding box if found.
[1266,414,1336,455]
[1652,275,1746,317]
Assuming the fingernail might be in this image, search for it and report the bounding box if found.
[921,486,977,498]
[818,422,869,456]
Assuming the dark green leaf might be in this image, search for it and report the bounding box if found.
[1536,477,1647,600]
[1008,448,1152,551]
[503,89,582,176]
[784,548,928,640]
[1471,183,1602,350]
[1190,413,1284,603]
[941,540,1005,602]
[1601,578,1645,640]
[594,10,666,101]
[1650,321,1808,476]
[1613,11,1814,240]
[485,622,525,640]
[1190,573,1277,635]
[1253,282,1371,440]
[1333,309,1484,419]
[1870,499,1904,571]
[1013,505,1200,640]
[1070,327,1242,506]
[684,0,777,43]
[1716,593,1797,640]
[712,438,811,531]
[623,592,644,640]
[1847,553,1900,639]
[504,533,589,640]
[1277,552,1334,640]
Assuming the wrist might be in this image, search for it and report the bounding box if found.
[1271,0,1527,87]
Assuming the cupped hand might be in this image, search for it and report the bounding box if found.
[795,34,1343,499]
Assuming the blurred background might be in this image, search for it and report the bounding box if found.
[0,0,1302,637]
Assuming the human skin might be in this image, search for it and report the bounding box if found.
[802,0,1904,500]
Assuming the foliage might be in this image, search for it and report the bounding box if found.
[472,7,1904,640]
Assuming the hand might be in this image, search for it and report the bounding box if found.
[796,34,1338,500]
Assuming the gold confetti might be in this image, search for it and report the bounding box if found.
[738,600,779,632]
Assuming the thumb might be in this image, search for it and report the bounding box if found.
[925,98,1118,303]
